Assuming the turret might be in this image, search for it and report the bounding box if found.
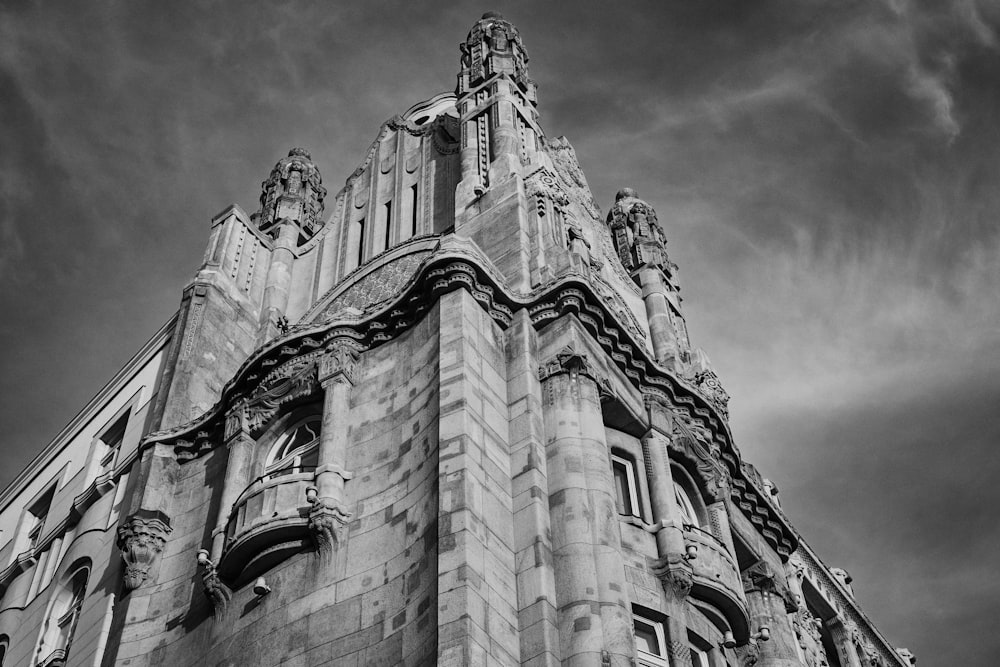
[455,12,542,206]
[254,148,326,340]
[607,188,690,370]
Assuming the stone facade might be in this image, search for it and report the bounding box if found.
[0,12,915,667]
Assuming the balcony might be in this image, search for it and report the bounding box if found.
[684,525,750,640]
[218,466,315,584]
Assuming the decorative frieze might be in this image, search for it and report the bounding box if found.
[117,512,172,591]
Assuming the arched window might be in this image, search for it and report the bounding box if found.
[264,416,321,478]
[0,634,9,667]
[36,562,89,666]
[671,466,704,528]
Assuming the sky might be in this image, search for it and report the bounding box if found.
[1,0,998,663]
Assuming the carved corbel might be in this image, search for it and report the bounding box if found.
[307,491,352,558]
[117,512,172,590]
[651,553,694,600]
[197,550,231,618]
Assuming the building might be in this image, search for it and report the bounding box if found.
[0,12,916,667]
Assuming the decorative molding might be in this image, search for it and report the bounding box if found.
[245,360,319,435]
[117,513,172,591]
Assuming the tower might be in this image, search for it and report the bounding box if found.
[0,13,914,667]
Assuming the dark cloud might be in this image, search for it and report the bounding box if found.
[1,1,998,663]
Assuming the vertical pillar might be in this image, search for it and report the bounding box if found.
[210,401,256,564]
[307,342,358,557]
[436,290,520,666]
[259,220,299,341]
[505,310,560,666]
[116,444,175,591]
[642,398,694,666]
[707,500,738,558]
[540,346,634,666]
[742,563,800,667]
[638,268,679,370]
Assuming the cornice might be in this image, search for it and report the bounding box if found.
[793,539,909,666]
[139,236,797,560]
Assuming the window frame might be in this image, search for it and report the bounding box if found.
[611,453,642,518]
[634,612,670,667]
[263,415,321,478]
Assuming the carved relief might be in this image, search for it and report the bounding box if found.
[693,368,730,420]
[245,361,319,435]
[117,513,172,590]
[317,251,432,321]
[200,564,231,618]
[537,345,612,401]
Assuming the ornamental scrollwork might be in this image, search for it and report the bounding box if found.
[245,360,319,435]
[693,368,730,420]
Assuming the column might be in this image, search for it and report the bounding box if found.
[259,219,298,341]
[541,346,634,666]
[209,400,256,564]
[307,342,358,557]
[642,398,695,666]
[638,267,679,370]
[742,563,800,667]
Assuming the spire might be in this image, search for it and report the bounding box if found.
[254,148,327,243]
[455,13,542,204]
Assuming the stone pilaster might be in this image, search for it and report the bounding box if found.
[540,345,635,666]
[258,220,299,343]
[308,342,358,558]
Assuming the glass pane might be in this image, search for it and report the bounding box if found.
[613,463,631,514]
[634,619,661,655]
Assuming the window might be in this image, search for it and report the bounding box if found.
[96,410,129,477]
[634,613,669,667]
[410,184,418,237]
[383,201,393,251]
[36,562,89,667]
[673,479,698,527]
[0,634,8,667]
[612,454,641,518]
[24,485,55,554]
[688,631,713,667]
[264,416,321,478]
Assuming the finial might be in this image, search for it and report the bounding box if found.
[481,11,504,20]
[616,187,638,201]
[287,147,311,159]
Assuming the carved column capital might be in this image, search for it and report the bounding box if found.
[318,342,361,387]
[537,345,612,399]
[116,512,172,590]
[223,399,249,442]
[307,495,352,558]
[651,553,694,600]
[735,640,761,667]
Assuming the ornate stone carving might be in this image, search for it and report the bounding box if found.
[307,497,352,558]
[742,560,780,594]
[460,12,533,93]
[116,513,172,590]
[693,368,730,419]
[318,251,433,320]
[651,553,693,600]
[735,640,761,666]
[245,361,318,434]
[197,550,231,618]
[537,345,612,401]
[606,188,670,274]
[668,641,693,666]
[254,148,327,241]
[318,342,361,387]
